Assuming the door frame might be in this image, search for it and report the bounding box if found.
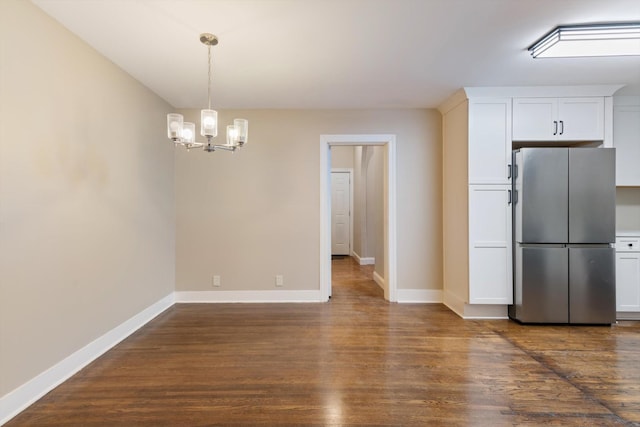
[330,168,354,257]
[320,134,397,302]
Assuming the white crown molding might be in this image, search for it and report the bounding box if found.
[463,85,624,98]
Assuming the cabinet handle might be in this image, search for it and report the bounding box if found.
[508,189,512,205]
[507,164,512,179]
[553,121,558,135]
[559,120,564,135]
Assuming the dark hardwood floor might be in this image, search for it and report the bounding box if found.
[7,257,640,426]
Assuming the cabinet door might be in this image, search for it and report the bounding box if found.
[614,105,640,186]
[616,252,640,312]
[512,98,557,141]
[468,185,513,304]
[468,98,512,184]
[558,97,604,141]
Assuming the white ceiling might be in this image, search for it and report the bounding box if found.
[32,0,640,109]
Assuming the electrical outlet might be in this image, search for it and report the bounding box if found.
[275,275,284,287]
[212,275,221,287]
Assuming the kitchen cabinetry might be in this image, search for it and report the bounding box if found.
[441,94,513,317]
[616,235,640,316]
[468,185,513,304]
[440,86,619,319]
[468,99,512,184]
[513,97,605,142]
[613,97,640,186]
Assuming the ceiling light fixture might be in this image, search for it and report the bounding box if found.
[167,33,248,152]
[529,23,640,58]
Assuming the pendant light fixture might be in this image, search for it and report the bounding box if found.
[167,33,248,152]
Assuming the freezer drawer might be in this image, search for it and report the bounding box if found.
[512,245,569,323]
[569,247,616,324]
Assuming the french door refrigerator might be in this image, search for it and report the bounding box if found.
[509,147,616,324]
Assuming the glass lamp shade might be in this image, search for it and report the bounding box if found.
[201,109,218,137]
[226,125,238,146]
[167,113,184,140]
[182,122,196,144]
[234,119,248,145]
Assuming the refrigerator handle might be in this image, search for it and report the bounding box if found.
[513,189,518,204]
[559,120,564,135]
[553,120,558,135]
[514,164,518,179]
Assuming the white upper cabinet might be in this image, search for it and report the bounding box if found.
[468,98,512,184]
[559,98,605,140]
[513,97,605,142]
[613,101,640,186]
[512,98,557,141]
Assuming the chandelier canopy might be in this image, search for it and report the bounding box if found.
[167,33,248,152]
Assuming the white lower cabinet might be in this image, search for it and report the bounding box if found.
[616,236,640,313]
[468,185,513,304]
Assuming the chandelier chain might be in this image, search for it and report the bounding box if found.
[207,45,212,110]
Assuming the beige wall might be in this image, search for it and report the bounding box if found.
[442,99,470,303]
[354,146,365,257]
[175,109,442,292]
[330,146,354,170]
[367,146,385,277]
[0,0,175,396]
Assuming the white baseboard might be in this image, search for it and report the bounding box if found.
[175,289,323,303]
[0,293,175,426]
[352,251,375,266]
[461,304,509,320]
[617,312,640,321]
[372,271,385,290]
[442,290,508,319]
[396,289,443,303]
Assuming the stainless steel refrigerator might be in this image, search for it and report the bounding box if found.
[509,147,616,324]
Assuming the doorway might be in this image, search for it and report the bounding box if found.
[330,170,352,256]
[320,134,397,302]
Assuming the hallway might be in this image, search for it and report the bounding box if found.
[330,256,383,301]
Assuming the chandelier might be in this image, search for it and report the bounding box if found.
[167,33,248,152]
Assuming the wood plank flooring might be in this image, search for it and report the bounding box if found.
[7,257,640,426]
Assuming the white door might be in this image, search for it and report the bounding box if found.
[468,184,513,304]
[331,172,350,255]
